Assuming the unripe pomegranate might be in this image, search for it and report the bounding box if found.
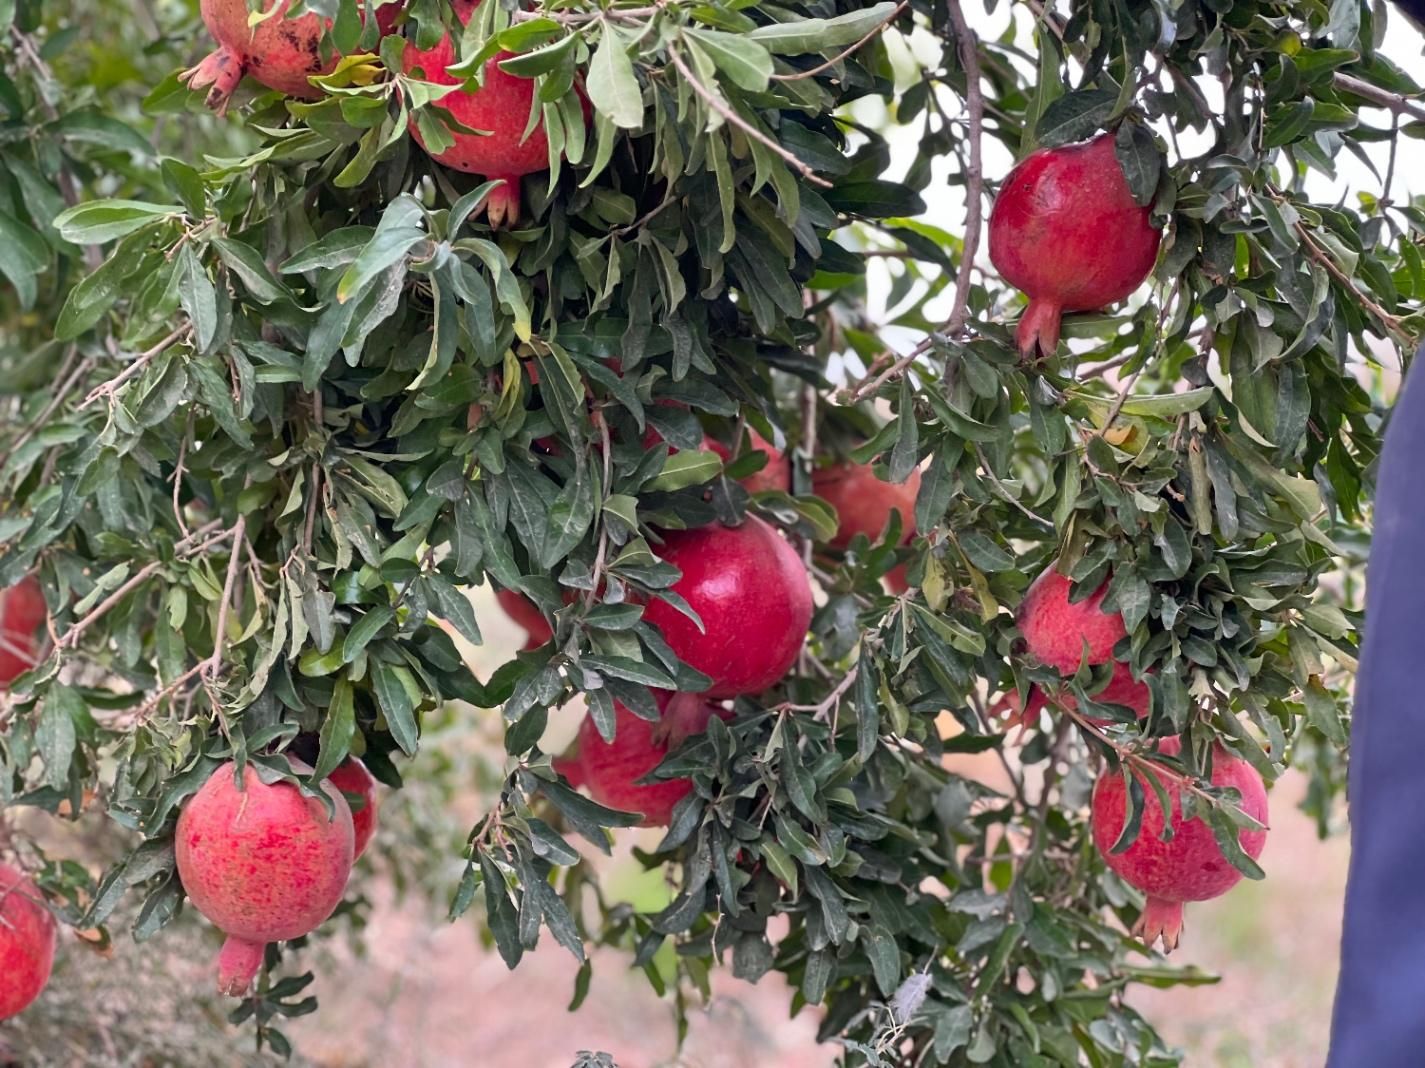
[495,588,553,650]
[0,576,45,686]
[706,431,792,494]
[404,0,588,227]
[328,758,379,859]
[0,863,56,1020]
[813,462,921,550]
[182,0,404,114]
[1017,565,1126,674]
[572,694,732,826]
[1091,739,1268,950]
[989,132,1161,359]
[176,761,354,997]
[643,517,812,699]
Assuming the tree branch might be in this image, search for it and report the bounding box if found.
[944,0,985,338]
[771,0,909,83]
[667,48,833,189]
[80,325,192,409]
[1332,72,1425,123]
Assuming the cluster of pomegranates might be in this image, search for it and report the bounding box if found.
[1013,562,1270,950]
[182,0,578,226]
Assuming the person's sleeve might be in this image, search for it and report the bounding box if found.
[1329,348,1425,1066]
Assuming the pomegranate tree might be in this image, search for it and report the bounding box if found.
[175,762,354,996]
[182,0,403,113]
[989,132,1161,359]
[568,694,731,826]
[642,517,813,698]
[0,863,55,1021]
[1091,739,1269,950]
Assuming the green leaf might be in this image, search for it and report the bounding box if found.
[373,662,420,756]
[685,30,773,92]
[646,449,722,492]
[426,575,482,646]
[39,686,82,791]
[1108,772,1145,854]
[1035,88,1116,147]
[587,26,643,130]
[312,678,357,781]
[342,605,394,664]
[52,200,180,244]
[746,2,898,54]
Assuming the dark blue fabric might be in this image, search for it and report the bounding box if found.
[1329,347,1425,1066]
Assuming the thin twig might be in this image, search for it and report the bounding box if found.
[667,48,833,189]
[1097,367,1145,439]
[1293,221,1413,344]
[970,443,1053,528]
[1332,72,1425,123]
[55,522,229,650]
[944,0,985,338]
[172,413,193,540]
[781,665,859,720]
[771,0,909,82]
[203,516,247,680]
[513,5,659,24]
[0,349,92,468]
[80,325,191,409]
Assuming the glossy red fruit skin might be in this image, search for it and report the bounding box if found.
[183,0,404,113]
[574,694,732,826]
[0,577,46,686]
[989,132,1161,359]
[1016,565,1127,674]
[175,761,354,996]
[328,758,379,859]
[1091,739,1268,950]
[643,517,813,699]
[403,0,588,226]
[884,562,910,595]
[706,432,792,495]
[495,588,553,649]
[0,863,56,1021]
[813,463,921,550]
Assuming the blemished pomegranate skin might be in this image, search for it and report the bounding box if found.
[328,758,379,859]
[403,0,586,226]
[643,517,813,699]
[573,694,732,826]
[176,761,354,996]
[1091,738,1268,950]
[813,462,921,550]
[989,132,1161,359]
[706,431,792,495]
[0,576,46,686]
[1017,565,1127,674]
[496,588,554,650]
[183,0,404,113]
[0,863,56,1021]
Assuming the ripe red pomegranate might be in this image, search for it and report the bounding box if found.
[328,758,379,859]
[997,661,1151,730]
[989,132,1161,359]
[706,431,792,494]
[1091,738,1268,950]
[813,462,921,550]
[643,517,812,699]
[176,761,354,996]
[0,863,55,1020]
[404,0,588,226]
[570,693,732,826]
[885,562,910,594]
[0,576,46,686]
[495,588,553,650]
[183,0,404,114]
[1017,565,1126,674]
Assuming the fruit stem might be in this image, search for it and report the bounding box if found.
[1015,299,1062,361]
[216,935,267,997]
